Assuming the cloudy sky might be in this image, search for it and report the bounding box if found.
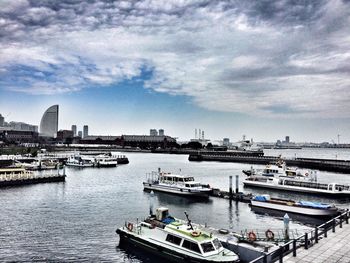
[0,0,349,142]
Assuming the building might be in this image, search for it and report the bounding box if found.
[150,129,158,136]
[0,114,4,127]
[285,136,290,143]
[223,138,230,146]
[83,125,88,138]
[78,131,82,138]
[80,134,178,149]
[158,129,164,136]
[71,125,77,136]
[40,105,59,137]
[0,130,39,143]
[56,130,74,142]
[6,121,38,132]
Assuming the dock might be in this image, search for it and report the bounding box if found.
[248,210,350,263]
[0,167,66,187]
[189,152,350,173]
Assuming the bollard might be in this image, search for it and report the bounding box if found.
[293,240,297,257]
[235,175,239,194]
[229,176,233,199]
[284,214,290,241]
[315,227,318,243]
[304,233,308,249]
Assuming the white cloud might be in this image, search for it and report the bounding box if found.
[1,0,350,118]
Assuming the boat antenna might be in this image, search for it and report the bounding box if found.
[184,211,194,230]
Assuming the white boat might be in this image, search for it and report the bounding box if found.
[242,160,313,181]
[93,154,119,167]
[66,155,94,167]
[116,207,239,263]
[143,170,212,198]
[251,195,339,217]
[243,176,350,197]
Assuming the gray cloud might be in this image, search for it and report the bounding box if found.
[0,0,350,118]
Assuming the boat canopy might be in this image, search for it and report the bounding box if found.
[297,201,331,209]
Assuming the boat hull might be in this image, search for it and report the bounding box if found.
[117,228,239,263]
[143,183,211,198]
[250,200,338,217]
[243,181,350,197]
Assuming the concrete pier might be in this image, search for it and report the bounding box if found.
[283,222,350,263]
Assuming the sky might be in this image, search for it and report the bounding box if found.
[0,0,350,143]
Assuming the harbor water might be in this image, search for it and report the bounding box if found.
[1,149,350,262]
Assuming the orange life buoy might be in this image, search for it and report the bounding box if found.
[265,229,274,240]
[248,231,257,242]
[305,173,309,176]
[191,231,201,237]
[127,222,133,232]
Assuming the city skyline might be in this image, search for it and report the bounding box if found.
[0,1,349,142]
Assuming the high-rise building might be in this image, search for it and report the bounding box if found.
[71,125,77,136]
[223,138,230,146]
[150,129,158,136]
[158,129,164,136]
[40,105,59,137]
[0,114,4,127]
[286,136,290,143]
[78,131,82,138]
[83,125,88,138]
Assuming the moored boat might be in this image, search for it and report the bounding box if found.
[93,154,119,167]
[66,155,94,167]
[116,207,239,263]
[143,169,212,198]
[251,195,339,217]
[243,176,350,197]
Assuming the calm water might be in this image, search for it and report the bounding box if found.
[1,150,350,262]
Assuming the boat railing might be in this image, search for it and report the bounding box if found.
[248,209,350,263]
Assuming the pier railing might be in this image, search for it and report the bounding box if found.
[249,209,350,263]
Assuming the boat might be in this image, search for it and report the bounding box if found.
[243,176,350,197]
[66,155,94,167]
[250,195,339,217]
[242,160,313,181]
[93,154,119,167]
[143,169,212,198]
[116,207,239,263]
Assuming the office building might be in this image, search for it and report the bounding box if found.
[0,114,4,127]
[40,105,59,137]
[158,129,164,136]
[83,125,88,138]
[223,138,230,146]
[286,136,290,143]
[71,125,77,136]
[150,129,158,136]
[78,131,82,138]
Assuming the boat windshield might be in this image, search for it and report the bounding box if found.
[213,238,222,249]
[201,241,215,253]
[184,177,194,182]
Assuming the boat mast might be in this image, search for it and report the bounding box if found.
[184,211,194,230]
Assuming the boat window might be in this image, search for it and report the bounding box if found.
[165,234,182,245]
[182,240,201,253]
[201,242,215,253]
[185,184,190,187]
[212,238,222,249]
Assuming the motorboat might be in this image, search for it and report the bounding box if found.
[143,169,212,198]
[242,160,314,181]
[93,154,119,167]
[66,155,94,167]
[243,176,350,197]
[250,195,339,217]
[116,207,239,263]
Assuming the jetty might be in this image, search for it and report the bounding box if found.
[248,210,350,263]
[189,152,350,173]
[0,167,66,187]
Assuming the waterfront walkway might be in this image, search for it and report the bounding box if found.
[284,221,350,263]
